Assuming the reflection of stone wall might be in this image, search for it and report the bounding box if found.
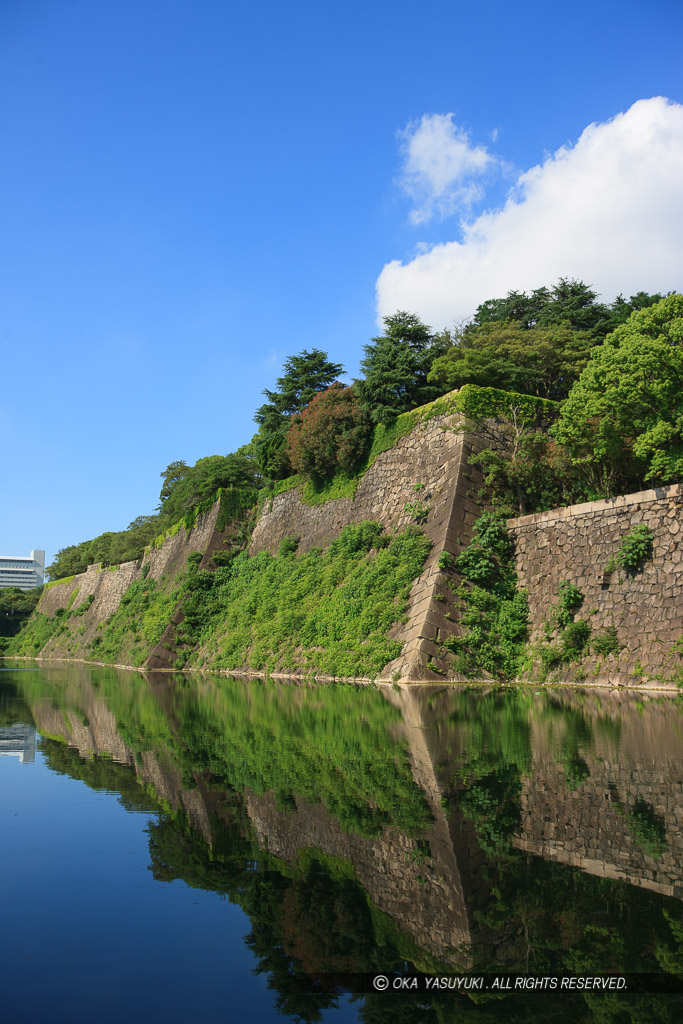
[509,484,683,686]
[31,691,212,844]
[25,671,683,975]
[516,692,683,901]
[245,789,474,964]
[516,757,683,899]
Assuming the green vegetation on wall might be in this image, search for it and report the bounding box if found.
[178,520,431,678]
[258,388,463,510]
[455,383,559,424]
[0,586,43,649]
[7,569,184,667]
[606,523,654,574]
[88,577,182,667]
[443,512,529,680]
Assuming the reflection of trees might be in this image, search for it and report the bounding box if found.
[18,668,432,838]
[175,680,432,837]
[146,812,416,1023]
[39,737,159,814]
[456,765,522,856]
[0,677,36,727]
[10,668,683,1023]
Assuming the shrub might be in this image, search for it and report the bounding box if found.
[561,618,591,658]
[403,501,430,523]
[592,625,622,657]
[437,551,456,572]
[287,383,372,483]
[454,511,513,588]
[277,536,300,557]
[613,524,654,572]
[557,581,584,627]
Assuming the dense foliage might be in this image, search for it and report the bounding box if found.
[354,311,449,424]
[0,586,43,646]
[44,278,676,585]
[443,512,529,679]
[429,321,594,400]
[253,348,344,478]
[178,520,431,678]
[460,294,683,512]
[286,382,371,483]
[469,278,662,339]
[554,294,683,494]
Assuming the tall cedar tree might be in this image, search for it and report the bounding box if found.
[355,311,448,424]
[253,349,343,478]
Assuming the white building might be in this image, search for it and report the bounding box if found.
[0,550,45,590]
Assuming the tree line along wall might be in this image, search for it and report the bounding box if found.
[508,484,683,688]
[32,423,683,687]
[34,411,488,679]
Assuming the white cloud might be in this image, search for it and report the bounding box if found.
[398,113,497,225]
[378,97,683,328]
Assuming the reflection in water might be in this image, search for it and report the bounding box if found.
[2,665,683,1021]
[0,722,35,761]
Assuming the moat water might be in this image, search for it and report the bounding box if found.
[1,662,682,1023]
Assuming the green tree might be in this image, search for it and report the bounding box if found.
[46,539,96,580]
[256,349,344,418]
[553,294,683,494]
[428,321,593,401]
[158,452,260,523]
[470,278,663,342]
[355,311,447,424]
[0,586,43,642]
[286,383,371,483]
[253,349,343,478]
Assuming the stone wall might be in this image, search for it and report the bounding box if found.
[251,415,488,679]
[35,504,226,663]
[509,484,683,687]
[32,421,683,685]
[250,415,477,556]
[32,412,488,679]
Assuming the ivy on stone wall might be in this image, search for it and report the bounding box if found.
[443,512,529,680]
[456,384,559,426]
[606,523,654,574]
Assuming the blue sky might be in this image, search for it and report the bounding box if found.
[2,0,682,567]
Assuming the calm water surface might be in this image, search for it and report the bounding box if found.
[1,662,682,1023]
